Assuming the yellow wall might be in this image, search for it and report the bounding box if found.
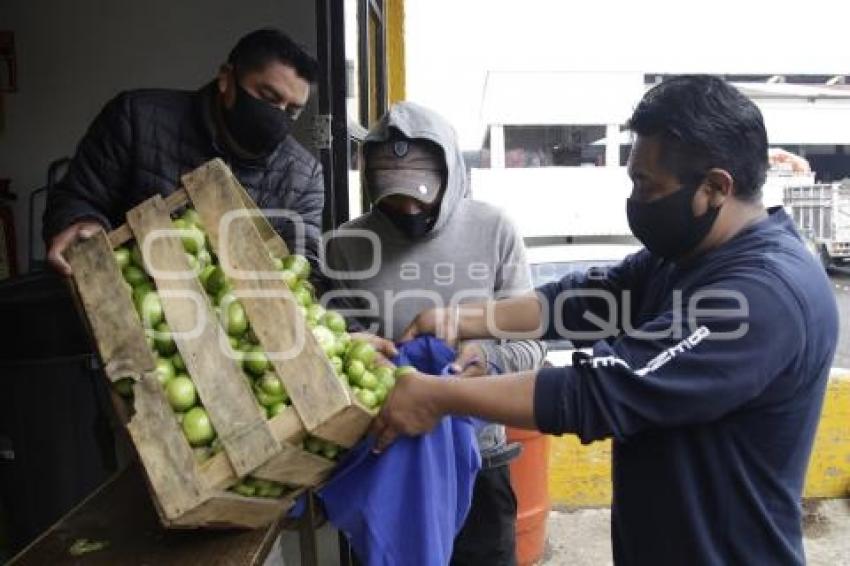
[549,373,850,507]
[385,0,405,103]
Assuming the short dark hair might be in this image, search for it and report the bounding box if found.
[228,28,318,83]
[626,75,769,201]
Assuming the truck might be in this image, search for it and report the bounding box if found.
[782,178,850,269]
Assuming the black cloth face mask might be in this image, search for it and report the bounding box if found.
[222,82,293,157]
[626,179,721,259]
[384,209,434,240]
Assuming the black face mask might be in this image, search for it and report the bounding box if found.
[385,209,434,240]
[222,83,292,157]
[626,180,720,259]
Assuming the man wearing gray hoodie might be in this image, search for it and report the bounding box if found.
[324,102,546,564]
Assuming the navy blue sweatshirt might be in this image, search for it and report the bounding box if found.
[534,208,838,565]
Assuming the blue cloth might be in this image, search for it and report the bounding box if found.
[311,336,482,566]
[534,209,839,565]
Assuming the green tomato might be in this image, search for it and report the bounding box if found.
[132,282,153,306]
[154,357,176,386]
[173,219,205,255]
[243,345,270,376]
[279,269,298,289]
[321,444,339,461]
[258,372,286,399]
[337,331,352,349]
[214,285,234,307]
[311,326,337,358]
[321,311,347,333]
[181,208,203,228]
[265,484,284,498]
[304,437,323,454]
[282,254,310,280]
[267,401,288,419]
[114,247,131,270]
[253,383,283,407]
[374,366,395,388]
[114,377,134,397]
[374,384,388,404]
[292,285,312,308]
[346,340,377,368]
[222,299,248,337]
[182,406,215,447]
[232,481,255,497]
[122,265,149,287]
[359,371,378,390]
[196,249,212,270]
[199,265,217,290]
[171,352,186,372]
[154,321,177,355]
[137,290,164,328]
[345,359,365,384]
[185,253,199,273]
[356,388,378,409]
[130,244,146,270]
[205,266,227,295]
[306,303,326,325]
[166,375,197,411]
[395,365,417,378]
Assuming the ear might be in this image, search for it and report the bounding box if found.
[703,168,734,207]
[217,64,233,95]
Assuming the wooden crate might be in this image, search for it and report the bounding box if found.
[66,159,372,528]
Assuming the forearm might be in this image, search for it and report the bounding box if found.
[432,371,539,430]
[457,293,544,340]
[481,339,547,373]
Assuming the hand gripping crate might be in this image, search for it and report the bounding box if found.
[66,159,372,528]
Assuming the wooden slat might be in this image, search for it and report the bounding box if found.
[126,194,280,477]
[311,403,374,449]
[165,491,298,530]
[230,177,290,258]
[252,444,336,487]
[65,231,156,382]
[109,189,190,247]
[127,374,209,521]
[182,159,351,432]
[201,407,307,491]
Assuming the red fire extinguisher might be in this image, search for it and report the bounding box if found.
[0,178,18,280]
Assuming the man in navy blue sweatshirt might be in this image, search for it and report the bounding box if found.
[373,75,839,565]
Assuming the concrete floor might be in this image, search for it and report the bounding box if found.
[542,499,850,565]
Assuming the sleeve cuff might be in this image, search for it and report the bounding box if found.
[534,366,579,435]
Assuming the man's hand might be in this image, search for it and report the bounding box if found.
[350,332,398,365]
[47,221,104,276]
[399,307,457,345]
[449,342,487,377]
[370,370,446,453]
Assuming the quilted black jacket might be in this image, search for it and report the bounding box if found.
[42,82,324,266]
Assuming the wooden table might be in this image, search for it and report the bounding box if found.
[7,464,337,566]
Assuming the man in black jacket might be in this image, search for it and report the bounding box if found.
[43,28,324,275]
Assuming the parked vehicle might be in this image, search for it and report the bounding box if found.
[783,179,850,269]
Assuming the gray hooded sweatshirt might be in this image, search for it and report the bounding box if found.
[325,102,546,453]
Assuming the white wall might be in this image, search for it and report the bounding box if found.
[0,0,318,273]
